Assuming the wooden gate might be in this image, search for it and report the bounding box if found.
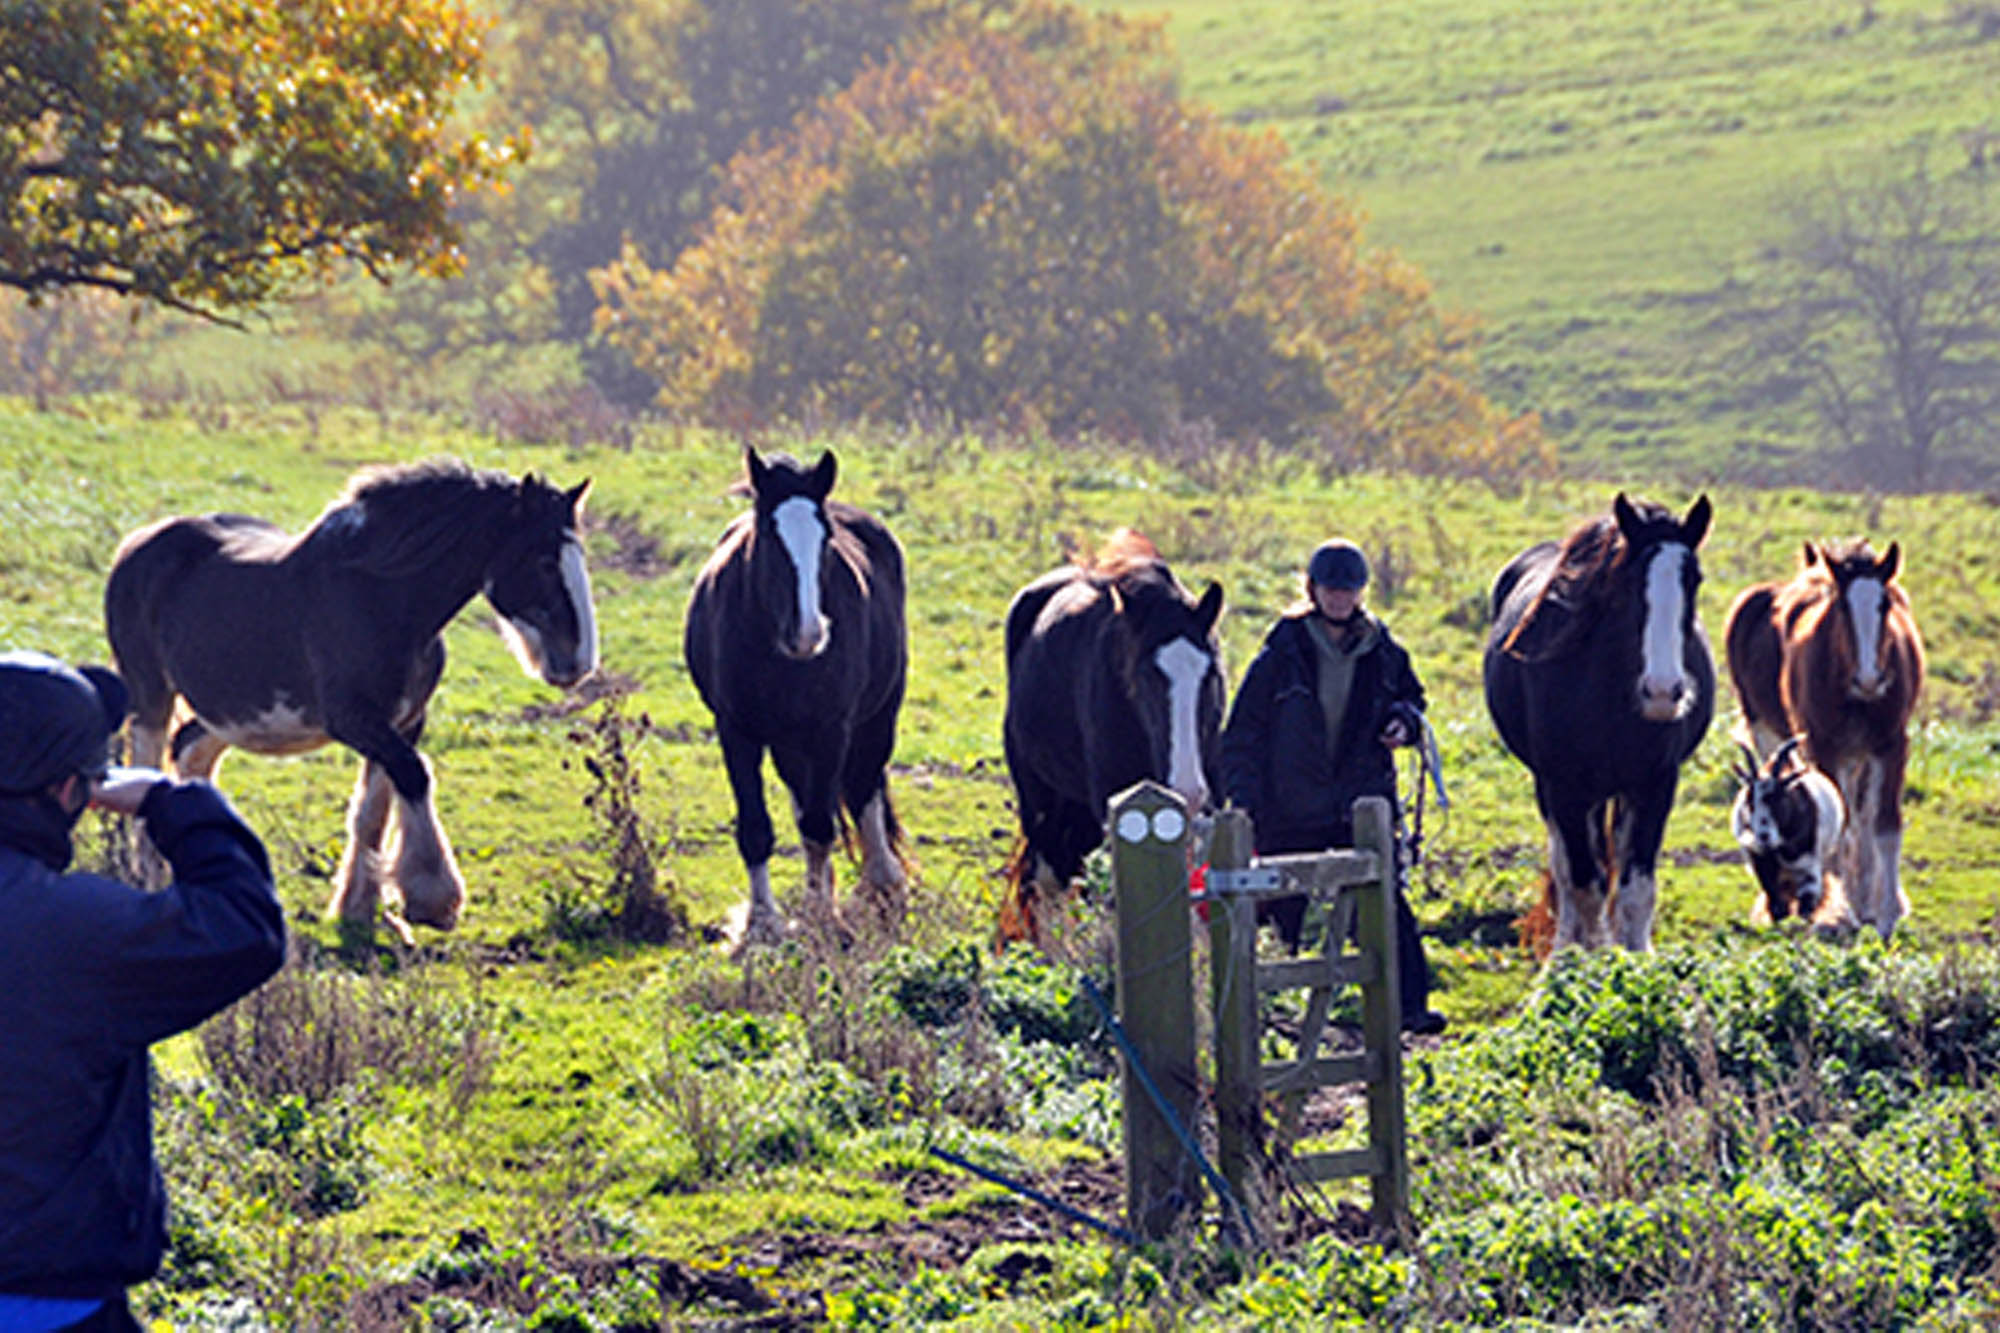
[1106,785,1409,1242]
[1204,796,1408,1233]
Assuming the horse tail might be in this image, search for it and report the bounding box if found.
[1517,870,1557,961]
[103,518,198,743]
[996,835,1041,950]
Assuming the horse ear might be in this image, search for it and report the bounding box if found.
[809,450,838,500]
[1800,540,1819,568]
[1682,494,1712,547]
[1879,540,1901,583]
[1612,492,1640,538]
[745,446,770,496]
[1194,581,1224,636]
[564,478,592,516]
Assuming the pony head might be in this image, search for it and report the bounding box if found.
[1613,492,1711,722]
[1802,539,1904,703]
[490,474,598,688]
[1102,546,1225,813]
[746,447,839,660]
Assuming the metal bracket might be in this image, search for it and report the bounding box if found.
[1204,866,1283,895]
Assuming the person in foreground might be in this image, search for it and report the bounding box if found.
[0,651,284,1332]
[1220,540,1448,1036]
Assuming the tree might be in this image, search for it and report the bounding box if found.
[592,5,1545,473]
[1720,144,2000,488]
[0,0,507,319]
[477,0,970,401]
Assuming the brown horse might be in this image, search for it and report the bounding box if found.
[1723,540,1923,940]
[997,530,1224,949]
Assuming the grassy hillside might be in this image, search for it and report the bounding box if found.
[9,399,2000,1324]
[1097,0,2000,481]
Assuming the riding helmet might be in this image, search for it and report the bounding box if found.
[0,651,128,795]
[1307,540,1370,591]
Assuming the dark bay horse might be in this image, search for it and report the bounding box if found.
[1483,494,1714,952]
[998,530,1225,948]
[1723,539,1922,939]
[105,459,597,936]
[684,448,909,950]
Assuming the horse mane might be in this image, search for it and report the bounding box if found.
[315,459,524,578]
[1501,513,1629,660]
[1080,528,1160,576]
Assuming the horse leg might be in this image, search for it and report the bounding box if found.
[172,718,228,782]
[384,755,464,931]
[842,702,908,932]
[1831,754,1875,936]
[328,759,395,937]
[325,707,463,933]
[126,692,176,891]
[1541,788,1609,951]
[774,737,847,945]
[719,724,785,952]
[1868,743,1910,940]
[1611,780,1678,952]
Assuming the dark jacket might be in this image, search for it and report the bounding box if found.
[0,781,282,1300]
[1221,609,1426,854]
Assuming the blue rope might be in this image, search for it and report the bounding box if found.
[928,1146,1139,1246]
[1080,975,1261,1249]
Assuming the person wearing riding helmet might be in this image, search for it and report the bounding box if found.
[0,651,283,1332]
[1220,540,1446,1035]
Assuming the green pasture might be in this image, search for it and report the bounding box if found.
[9,398,2000,1323]
[1097,0,2000,479]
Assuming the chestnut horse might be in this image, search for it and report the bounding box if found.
[1723,540,1922,940]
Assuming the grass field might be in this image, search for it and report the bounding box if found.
[1096,0,2000,480]
[7,397,2000,1322]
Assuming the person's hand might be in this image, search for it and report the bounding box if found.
[90,766,169,817]
[1380,718,1411,748]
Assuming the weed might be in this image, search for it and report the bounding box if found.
[555,694,689,946]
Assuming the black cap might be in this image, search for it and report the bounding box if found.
[1307,540,1369,591]
[0,651,128,794]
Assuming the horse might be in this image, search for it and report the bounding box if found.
[683,447,910,951]
[1483,493,1715,952]
[1722,539,1922,940]
[997,530,1225,949]
[1730,737,1849,931]
[104,459,597,937]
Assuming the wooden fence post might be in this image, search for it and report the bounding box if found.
[1351,795,1410,1227]
[1108,780,1201,1239]
[1206,806,1261,1243]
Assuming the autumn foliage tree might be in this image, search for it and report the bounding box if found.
[0,0,506,318]
[593,5,1545,472]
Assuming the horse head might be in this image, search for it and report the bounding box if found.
[1612,492,1711,722]
[489,474,598,688]
[1111,567,1225,813]
[746,447,839,661]
[1804,539,1904,703]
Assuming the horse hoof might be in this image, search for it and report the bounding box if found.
[726,906,792,958]
[394,871,464,932]
[847,878,908,937]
